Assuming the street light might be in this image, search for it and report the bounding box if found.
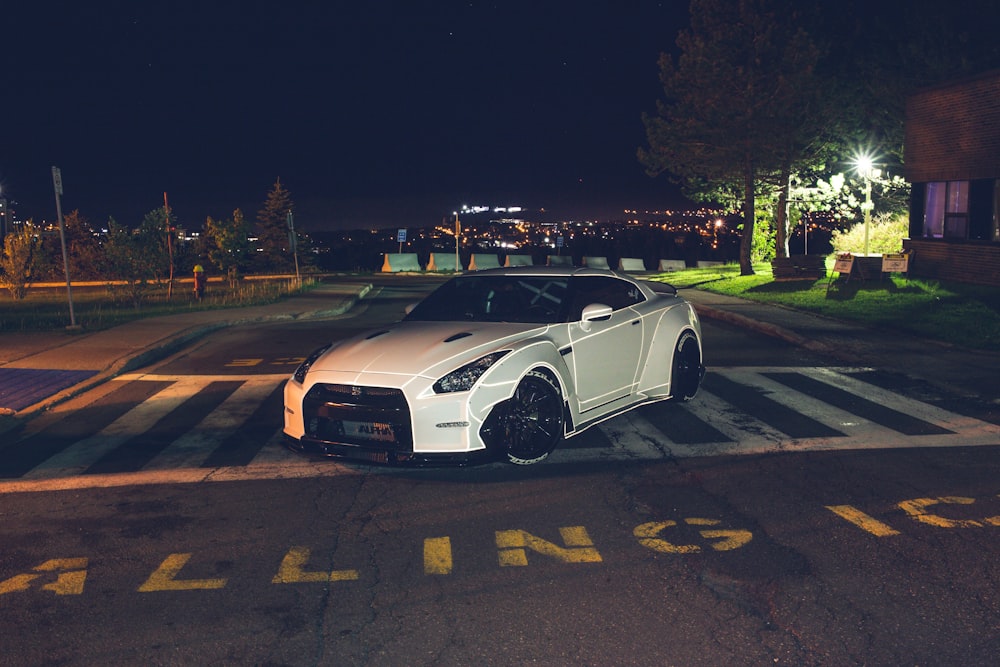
[453,211,461,272]
[853,153,881,256]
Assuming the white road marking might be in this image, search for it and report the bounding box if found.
[142,377,283,470]
[2,367,997,493]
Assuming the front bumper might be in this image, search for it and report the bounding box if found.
[283,434,502,467]
[284,376,508,467]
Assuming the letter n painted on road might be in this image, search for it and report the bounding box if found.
[495,526,602,567]
[272,547,359,583]
[138,553,227,592]
[0,558,89,596]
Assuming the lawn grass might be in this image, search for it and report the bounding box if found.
[653,263,1000,351]
[0,278,312,333]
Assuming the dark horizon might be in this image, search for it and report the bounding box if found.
[2,2,691,233]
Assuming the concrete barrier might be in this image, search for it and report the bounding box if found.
[469,253,501,270]
[583,256,610,269]
[547,255,574,266]
[505,254,534,267]
[657,259,687,272]
[427,253,462,272]
[619,258,646,273]
[381,253,422,272]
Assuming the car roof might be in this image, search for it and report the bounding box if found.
[460,266,631,280]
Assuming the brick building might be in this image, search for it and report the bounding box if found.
[904,69,1000,286]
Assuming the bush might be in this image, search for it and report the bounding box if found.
[831,213,908,255]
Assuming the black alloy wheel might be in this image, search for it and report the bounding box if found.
[671,330,703,401]
[504,369,564,465]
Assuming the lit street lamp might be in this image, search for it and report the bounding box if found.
[853,153,881,256]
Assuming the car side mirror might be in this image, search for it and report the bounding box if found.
[404,303,418,315]
[579,303,612,331]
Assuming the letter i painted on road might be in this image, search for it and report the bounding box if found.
[424,537,453,575]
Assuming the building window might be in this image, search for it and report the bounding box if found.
[923,180,969,238]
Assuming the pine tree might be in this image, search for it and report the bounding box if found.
[256,178,294,272]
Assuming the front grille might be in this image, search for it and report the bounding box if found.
[302,383,413,452]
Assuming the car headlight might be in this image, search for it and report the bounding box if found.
[293,343,332,384]
[433,351,510,394]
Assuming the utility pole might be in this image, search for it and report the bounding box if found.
[51,166,78,329]
[287,210,301,286]
[454,212,461,272]
[164,192,174,298]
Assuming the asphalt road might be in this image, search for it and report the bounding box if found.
[1,281,998,666]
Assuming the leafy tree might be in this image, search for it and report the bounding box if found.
[640,0,831,274]
[0,220,39,299]
[101,210,170,308]
[791,170,910,227]
[204,208,253,287]
[46,210,104,281]
[256,178,295,272]
[831,212,909,255]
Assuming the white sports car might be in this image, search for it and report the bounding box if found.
[283,267,704,465]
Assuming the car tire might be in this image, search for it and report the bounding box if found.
[671,330,703,401]
[503,369,564,465]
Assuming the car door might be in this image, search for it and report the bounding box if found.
[565,276,645,413]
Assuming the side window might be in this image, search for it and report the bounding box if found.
[567,277,645,320]
[924,180,969,239]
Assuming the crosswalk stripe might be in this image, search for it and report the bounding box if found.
[702,372,846,439]
[116,373,290,383]
[796,367,983,434]
[23,377,212,479]
[681,389,791,451]
[765,370,951,435]
[2,367,998,488]
[601,411,704,459]
[143,377,283,471]
[84,380,243,475]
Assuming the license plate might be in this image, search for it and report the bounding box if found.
[342,420,396,442]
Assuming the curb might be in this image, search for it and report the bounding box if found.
[690,302,838,358]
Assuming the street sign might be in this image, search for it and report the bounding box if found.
[51,167,64,195]
[397,229,407,243]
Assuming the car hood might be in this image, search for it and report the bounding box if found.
[313,320,542,377]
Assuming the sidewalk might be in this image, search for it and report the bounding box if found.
[0,282,371,422]
[1,279,997,433]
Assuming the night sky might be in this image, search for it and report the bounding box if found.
[3,1,690,232]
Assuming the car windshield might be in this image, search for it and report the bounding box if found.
[405,275,570,324]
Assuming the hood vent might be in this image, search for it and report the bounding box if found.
[443,332,473,343]
[365,330,391,340]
